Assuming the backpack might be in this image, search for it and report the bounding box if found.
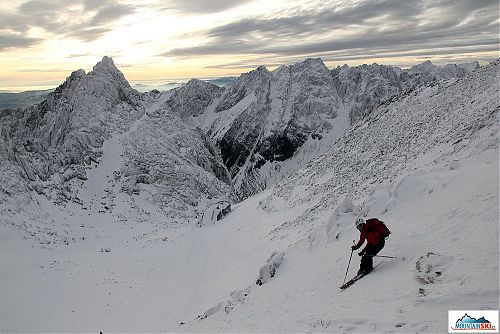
[377,220,391,239]
[368,218,391,239]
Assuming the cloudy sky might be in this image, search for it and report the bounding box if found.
[0,0,498,91]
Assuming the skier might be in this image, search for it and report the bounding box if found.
[351,217,391,275]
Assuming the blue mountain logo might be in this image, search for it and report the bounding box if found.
[457,314,491,324]
[452,313,496,331]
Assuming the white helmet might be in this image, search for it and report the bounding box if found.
[355,217,365,228]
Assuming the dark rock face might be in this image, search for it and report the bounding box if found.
[197,128,232,185]
[208,58,342,199]
[258,124,310,163]
[214,67,272,179]
[219,120,261,178]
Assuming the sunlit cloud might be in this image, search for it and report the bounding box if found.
[0,0,498,91]
[1,0,136,45]
[155,0,258,14]
[161,0,499,69]
[0,33,40,51]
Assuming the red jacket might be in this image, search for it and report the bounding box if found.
[353,218,386,250]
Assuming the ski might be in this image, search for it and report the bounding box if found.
[339,261,385,290]
[339,272,367,289]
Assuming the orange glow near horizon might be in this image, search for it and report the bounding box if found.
[1,49,498,92]
[0,0,498,92]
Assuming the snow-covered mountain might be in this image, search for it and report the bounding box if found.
[409,59,480,80]
[0,56,232,243]
[188,58,479,199]
[331,59,481,124]
[0,57,496,332]
[202,58,345,199]
[0,56,483,237]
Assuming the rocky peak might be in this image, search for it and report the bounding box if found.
[409,59,479,81]
[184,78,220,92]
[92,55,117,73]
[212,57,345,200]
[331,64,350,77]
[214,65,271,113]
[243,65,271,83]
[489,58,500,66]
[167,78,223,118]
[90,56,130,87]
[457,61,480,72]
[278,57,339,109]
[273,58,334,90]
[409,60,439,74]
[45,56,139,112]
[299,57,327,69]
[332,62,412,123]
[283,58,330,79]
[255,65,269,73]
[65,69,86,85]
[186,78,205,86]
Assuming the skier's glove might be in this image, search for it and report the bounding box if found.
[358,250,366,256]
[351,245,359,251]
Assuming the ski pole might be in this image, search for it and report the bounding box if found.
[343,240,355,284]
[371,254,406,261]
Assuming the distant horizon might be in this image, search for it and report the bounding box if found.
[1,0,498,93]
[0,56,494,93]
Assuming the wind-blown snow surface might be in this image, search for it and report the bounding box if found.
[0,60,498,332]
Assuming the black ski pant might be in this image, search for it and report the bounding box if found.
[359,239,385,273]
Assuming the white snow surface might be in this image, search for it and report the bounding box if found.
[0,60,498,332]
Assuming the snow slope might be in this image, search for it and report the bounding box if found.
[186,146,498,332]
[182,60,499,332]
[0,59,497,332]
[1,135,496,332]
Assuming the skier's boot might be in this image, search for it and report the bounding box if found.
[357,266,373,276]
